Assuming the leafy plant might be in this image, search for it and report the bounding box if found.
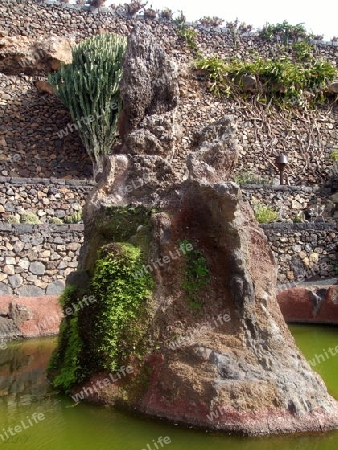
[292,40,315,61]
[49,217,63,225]
[194,55,230,97]
[233,171,271,185]
[260,21,307,44]
[331,150,338,161]
[159,8,173,20]
[144,7,157,19]
[20,212,41,224]
[123,0,147,16]
[198,16,223,28]
[181,240,210,309]
[226,19,252,33]
[177,27,198,52]
[293,213,304,223]
[64,211,82,224]
[49,314,83,392]
[49,33,127,178]
[173,10,186,27]
[253,203,278,223]
[90,243,154,372]
[49,284,83,392]
[194,54,337,106]
[5,215,20,224]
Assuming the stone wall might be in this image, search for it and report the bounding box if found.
[0,0,336,300]
[0,0,337,185]
[241,185,337,221]
[0,176,95,223]
[0,73,92,179]
[0,221,336,297]
[0,223,84,296]
[262,222,338,284]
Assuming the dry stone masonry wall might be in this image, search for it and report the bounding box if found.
[241,185,337,221]
[0,0,336,297]
[0,177,94,222]
[0,0,337,184]
[0,223,83,296]
[262,222,338,284]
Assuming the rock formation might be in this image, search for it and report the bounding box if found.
[60,25,338,435]
[0,35,74,76]
[0,296,62,340]
[278,281,338,323]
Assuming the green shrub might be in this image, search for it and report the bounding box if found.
[194,55,230,97]
[259,21,307,44]
[292,41,315,61]
[253,203,278,223]
[64,211,82,224]
[198,16,223,27]
[90,243,154,372]
[177,27,198,51]
[20,212,41,224]
[49,315,83,392]
[194,54,337,107]
[49,217,63,225]
[48,285,83,392]
[6,215,20,224]
[233,171,271,185]
[331,150,338,161]
[293,213,304,223]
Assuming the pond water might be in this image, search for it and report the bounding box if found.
[0,325,337,450]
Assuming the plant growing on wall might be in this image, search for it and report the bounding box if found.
[259,21,307,44]
[198,16,224,28]
[123,0,147,16]
[48,285,84,392]
[195,54,337,107]
[253,202,278,223]
[90,243,154,372]
[49,33,127,178]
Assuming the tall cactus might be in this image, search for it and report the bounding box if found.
[49,33,127,178]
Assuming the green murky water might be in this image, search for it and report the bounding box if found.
[0,325,337,450]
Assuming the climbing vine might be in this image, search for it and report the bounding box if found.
[194,54,337,107]
[48,285,84,393]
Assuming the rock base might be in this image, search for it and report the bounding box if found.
[0,296,62,340]
[277,281,338,324]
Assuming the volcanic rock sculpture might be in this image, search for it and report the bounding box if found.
[66,25,338,435]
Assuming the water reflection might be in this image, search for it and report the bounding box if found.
[0,332,337,450]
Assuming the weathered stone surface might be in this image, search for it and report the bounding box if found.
[277,281,338,323]
[17,285,44,297]
[0,282,12,295]
[0,296,62,339]
[46,280,65,295]
[187,117,239,183]
[29,261,46,275]
[77,26,338,436]
[120,24,179,137]
[327,79,338,94]
[35,80,55,95]
[0,35,74,76]
[85,25,181,219]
